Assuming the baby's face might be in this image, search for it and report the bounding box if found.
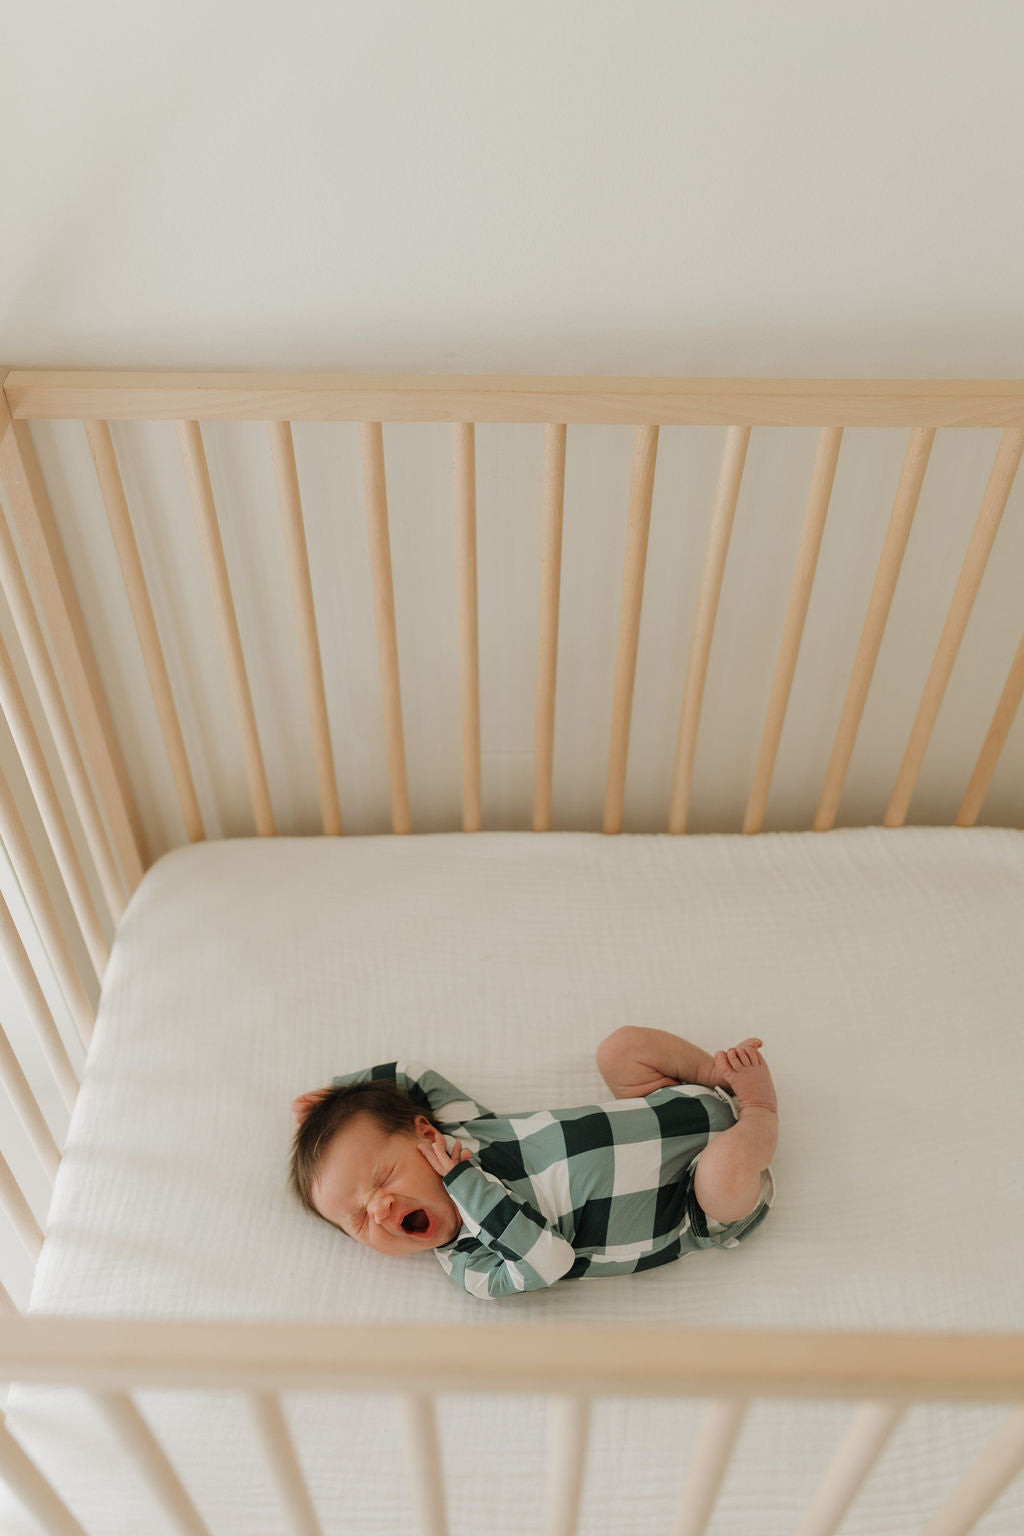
[312,1111,463,1255]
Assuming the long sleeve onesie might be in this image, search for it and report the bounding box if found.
[331,1061,774,1300]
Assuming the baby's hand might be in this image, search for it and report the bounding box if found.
[291,1088,332,1124]
[417,1132,473,1177]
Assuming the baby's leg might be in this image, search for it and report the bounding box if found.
[595,1026,762,1098]
[693,1043,778,1224]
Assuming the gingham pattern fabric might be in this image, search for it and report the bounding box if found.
[331,1062,775,1300]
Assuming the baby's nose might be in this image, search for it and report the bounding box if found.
[370,1194,394,1225]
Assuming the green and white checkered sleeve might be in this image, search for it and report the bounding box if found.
[434,1160,577,1299]
[330,1061,493,1124]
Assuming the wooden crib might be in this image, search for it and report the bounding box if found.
[0,371,1021,1535]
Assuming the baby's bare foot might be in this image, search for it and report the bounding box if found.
[710,1040,778,1115]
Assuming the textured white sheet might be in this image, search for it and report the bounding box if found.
[4,828,1024,1535]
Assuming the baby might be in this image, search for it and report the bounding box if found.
[289,1027,778,1299]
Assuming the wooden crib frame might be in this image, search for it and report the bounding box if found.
[0,371,1021,1535]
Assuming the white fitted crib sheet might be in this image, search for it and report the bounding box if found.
[4,827,1024,1536]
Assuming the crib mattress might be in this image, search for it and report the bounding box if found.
[5,827,1024,1535]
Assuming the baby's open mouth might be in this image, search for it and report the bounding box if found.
[402,1209,430,1235]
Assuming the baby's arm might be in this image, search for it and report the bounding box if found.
[293,1061,484,1127]
[436,1230,574,1300]
[329,1061,494,1123]
[420,1138,577,1299]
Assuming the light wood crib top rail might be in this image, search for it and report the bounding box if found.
[5,370,1024,424]
[1,1318,1022,1403]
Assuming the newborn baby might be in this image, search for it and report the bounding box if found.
[289,1027,778,1299]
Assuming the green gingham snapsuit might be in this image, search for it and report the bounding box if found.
[331,1061,775,1300]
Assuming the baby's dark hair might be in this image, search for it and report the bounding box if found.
[289,1081,440,1232]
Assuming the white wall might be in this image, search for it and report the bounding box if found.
[3,2,1024,374]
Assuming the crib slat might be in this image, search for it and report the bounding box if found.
[955,630,1024,826]
[543,1394,590,1536]
[793,1401,905,1536]
[267,422,342,837]
[814,428,934,832]
[0,628,108,982]
[87,420,206,845]
[604,426,659,835]
[0,488,125,926]
[0,398,146,891]
[920,1405,1024,1536]
[400,1392,449,1536]
[0,1150,43,1258]
[0,1277,15,1313]
[533,424,567,832]
[744,427,843,834]
[177,420,275,837]
[0,1018,61,1179]
[359,422,412,834]
[885,425,1024,827]
[0,886,79,1110]
[453,424,482,832]
[248,1391,324,1536]
[668,426,751,834]
[92,1390,213,1536]
[0,763,94,1048]
[0,1416,89,1536]
[670,1397,747,1536]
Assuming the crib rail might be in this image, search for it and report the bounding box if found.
[7,372,1024,425]
[1,373,1023,865]
[3,1316,1024,1399]
[0,1319,1021,1536]
[1,374,1022,875]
